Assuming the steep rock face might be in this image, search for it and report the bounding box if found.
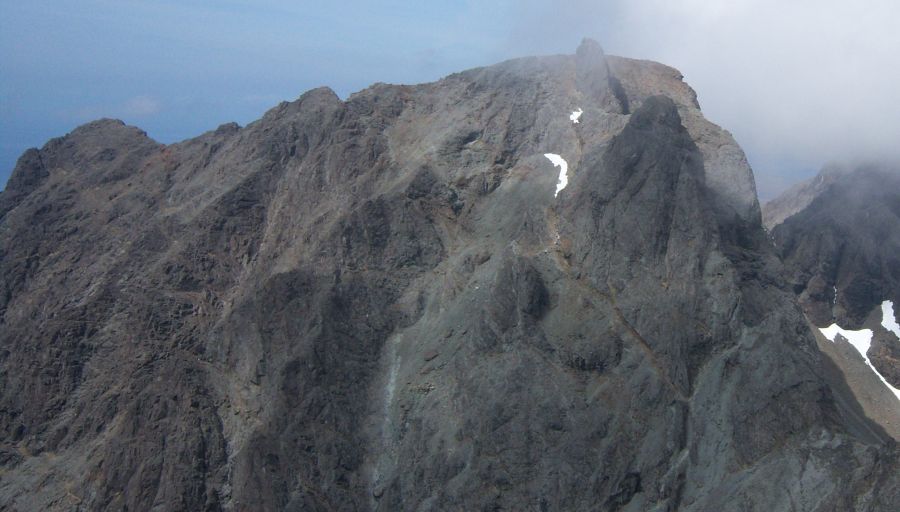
[1,40,897,511]
[767,165,900,327]
[765,165,900,433]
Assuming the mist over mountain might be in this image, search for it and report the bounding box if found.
[766,163,900,327]
[1,40,898,511]
[764,164,900,438]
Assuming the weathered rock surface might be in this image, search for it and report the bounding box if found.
[767,164,900,328]
[765,164,900,436]
[1,39,897,511]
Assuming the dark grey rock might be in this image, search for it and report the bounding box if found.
[769,165,900,327]
[0,42,897,511]
[766,164,900,408]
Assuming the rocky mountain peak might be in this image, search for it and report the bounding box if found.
[766,164,900,439]
[0,41,896,511]
[768,164,900,326]
[577,37,606,57]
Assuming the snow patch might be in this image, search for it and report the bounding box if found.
[820,322,900,401]
[882,300,900,339]
[544,153,569,197]
[819,324,874,360]
[569,108,583,124]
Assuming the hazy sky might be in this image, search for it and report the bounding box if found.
[2,1,899,199]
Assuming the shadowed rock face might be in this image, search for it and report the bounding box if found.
[761,167,841,230]
[768,165,900,328]
[766,165,900,409]
[1,39,897,511]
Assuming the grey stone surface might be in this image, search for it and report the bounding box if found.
[1,40,897,511]
[769,165,900,328]
[766,164,900,415]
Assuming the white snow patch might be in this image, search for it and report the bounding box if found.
[569,108,583,124]
[820,322,900,401]
[544,153,569,197]
[882,300,900,339]
[819,324,874,361]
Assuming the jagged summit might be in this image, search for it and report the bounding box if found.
[577,37,605,55]
[1,41,897,511]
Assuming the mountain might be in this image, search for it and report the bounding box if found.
[765,164,900,327]
[761,166,841,230]
[1,39,897,511]
[765,164,900,438]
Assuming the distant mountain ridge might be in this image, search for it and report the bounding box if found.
[762,165,842,230]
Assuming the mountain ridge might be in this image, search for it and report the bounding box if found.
[764,164,900,440]
[1,39,897,511]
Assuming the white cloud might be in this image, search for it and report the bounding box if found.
[508,0,900,197]
[628,1,900,196]
[121,95,162,116]
[610,1,900,161]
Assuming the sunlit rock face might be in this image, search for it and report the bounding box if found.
[1,39,897,511]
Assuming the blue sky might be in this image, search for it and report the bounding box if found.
[3,1,899,199]
[0,1,539,187]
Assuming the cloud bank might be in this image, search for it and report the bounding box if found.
[508,0,900,198]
